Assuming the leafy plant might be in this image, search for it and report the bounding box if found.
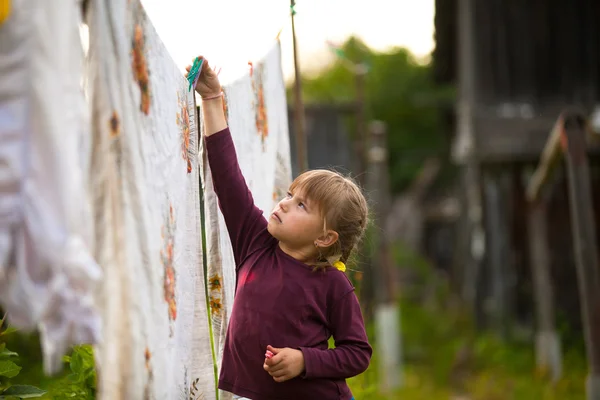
[0,314,46,399]
[55,345,96,399]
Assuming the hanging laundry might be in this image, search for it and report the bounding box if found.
[86,0,215,398]
[0,0,101,374]
[201,41,292,400]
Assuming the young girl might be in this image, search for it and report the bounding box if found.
[187,57,372,400]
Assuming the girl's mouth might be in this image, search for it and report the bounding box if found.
[271,212,282,223]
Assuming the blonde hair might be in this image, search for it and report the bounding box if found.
[289,169,369,270]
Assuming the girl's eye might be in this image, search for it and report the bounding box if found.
[298,202,305,209]
[286,192,293,199]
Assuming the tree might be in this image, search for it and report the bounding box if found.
[293,37,455,193]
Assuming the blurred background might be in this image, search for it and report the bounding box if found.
[2,0,600,399]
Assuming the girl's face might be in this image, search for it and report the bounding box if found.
[267,189,325,250]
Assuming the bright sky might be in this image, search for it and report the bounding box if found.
[140,0,435,84]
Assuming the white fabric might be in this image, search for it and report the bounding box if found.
[201,41,292,400]
[87,0,215,398]
[0,0,101,374]
[0,1,292,394]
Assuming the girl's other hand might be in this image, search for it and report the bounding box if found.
[263,345,305,383]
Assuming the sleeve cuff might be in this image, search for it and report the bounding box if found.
[298,346,318,379]
[204,127,230,145]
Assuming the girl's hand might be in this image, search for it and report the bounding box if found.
[263,345,305,383]
[185,56,221,99]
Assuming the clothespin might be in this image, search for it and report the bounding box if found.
[187,57,204,92]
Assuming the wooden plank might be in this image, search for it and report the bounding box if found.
[524,112,600,201]
[526,116,564,201]
[471,108,600,162]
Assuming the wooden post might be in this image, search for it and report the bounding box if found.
[354,64,372,320]
[526,111,600,398]
[525,116,567,383]
[455,0,485,325]
[366,120,402,391]
[483,170,511,339]
[526,195,562,382]
[464,164,485,329]
[290,0,308,173]
[354,64,368,184]
[561,114,600,400]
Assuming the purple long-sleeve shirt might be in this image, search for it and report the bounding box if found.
[206,128,372,400]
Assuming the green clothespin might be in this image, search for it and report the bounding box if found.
[187,57,204,92]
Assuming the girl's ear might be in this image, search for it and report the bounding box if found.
[315,230,339,248]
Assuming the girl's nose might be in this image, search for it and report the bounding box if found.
[279,198,290,212]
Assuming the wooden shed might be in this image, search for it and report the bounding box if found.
[433,0,600,336]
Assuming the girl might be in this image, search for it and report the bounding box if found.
[187,57,372,400]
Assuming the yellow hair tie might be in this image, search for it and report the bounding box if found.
[333,261,346,272]
[0,0,11,25]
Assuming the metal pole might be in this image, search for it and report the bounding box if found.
[290,0,308,173]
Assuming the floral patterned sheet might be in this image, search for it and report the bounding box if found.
[87,0,215,398]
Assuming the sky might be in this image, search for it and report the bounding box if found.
[140,0,435,84]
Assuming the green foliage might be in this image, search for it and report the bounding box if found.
[348,301,587,400]
[52,345,97,399]
[293,37,456,193]
[0,312,97,399]
[0,315,46,399]
[346,244,587,399]
[1,386,47,399]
